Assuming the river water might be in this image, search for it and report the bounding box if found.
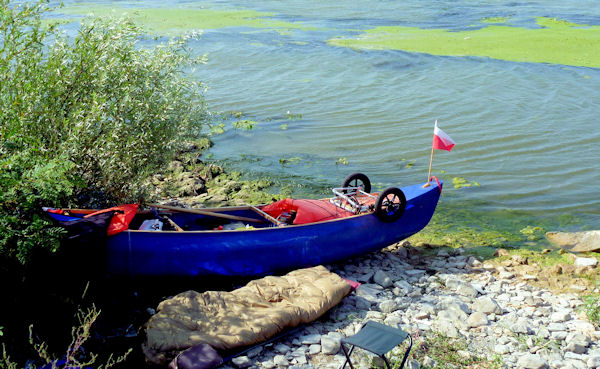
[58,0,600,242]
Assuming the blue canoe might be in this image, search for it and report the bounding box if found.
[103,180,442,277]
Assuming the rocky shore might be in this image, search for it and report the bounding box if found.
[149,143,600,369]
[219,242,599,369]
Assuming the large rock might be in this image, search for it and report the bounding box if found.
[546,230,600,252]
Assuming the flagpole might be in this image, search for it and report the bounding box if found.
[423,120,437,188]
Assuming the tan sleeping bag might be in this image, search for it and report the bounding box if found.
[142,265,352,365]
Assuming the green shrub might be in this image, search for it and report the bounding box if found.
[0,151,75,263]
[0,0,209,263]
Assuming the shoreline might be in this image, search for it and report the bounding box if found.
[158,138,591,251]
[214,242,600,369]
[4,139,595,368]
[157,139,600,298]
[149,145,600,367]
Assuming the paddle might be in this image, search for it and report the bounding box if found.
[148,203,266,224]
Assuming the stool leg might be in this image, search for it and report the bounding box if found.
[382,354,392,369]
[398,334,413,369]
[340,344,356,369]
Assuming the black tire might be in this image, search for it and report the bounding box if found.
[341,172,371,194]
[375,187,406,222]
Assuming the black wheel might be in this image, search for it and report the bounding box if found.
[375,187,406,222]
[341,172,371,194]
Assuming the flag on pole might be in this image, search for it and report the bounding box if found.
[432,121,455,151]
[424,120,455,187]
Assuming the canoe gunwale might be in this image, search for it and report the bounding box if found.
[123,210,373,233]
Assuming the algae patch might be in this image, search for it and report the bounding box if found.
[481,16,509,24]
[61,5,314,35]
[452,176,480,189]
[328,17,600,68]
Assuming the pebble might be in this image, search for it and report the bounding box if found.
[574,257,598,267]
[274,344,291,354]
[241,250,600,369]
[320,336,341,355]
[232,356,252,368]
[467,312,489,328]
[588,356,600,368]
[273,355,289,367]
[472,296,503,315]
[301,334,321,345]
[495,344,511,354]
[405,359,420,369]
[516,354,548,369]
[373,270,393,288]
[308,344,321,356]
[422,356,437,367]
[379,299,399,313]
[247,346,263,358]
[551,311,571,323]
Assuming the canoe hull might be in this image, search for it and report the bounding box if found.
[106,182,442,277]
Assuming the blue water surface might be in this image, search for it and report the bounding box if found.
[57,0,600,236]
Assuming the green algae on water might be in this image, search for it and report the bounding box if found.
[328,17,600,68]
[452,177,480,189]
[232,120,259,130]
[481,16,509,24]
[519,225,545,241]
[61,5,315,35]
[409,198,586,249]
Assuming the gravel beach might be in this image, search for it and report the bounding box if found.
[220,242,600,369]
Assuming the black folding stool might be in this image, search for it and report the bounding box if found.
[340,321,413,369]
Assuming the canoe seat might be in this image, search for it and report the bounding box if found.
[261,198,355,225]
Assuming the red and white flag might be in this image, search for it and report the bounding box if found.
[432,120,455,151]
